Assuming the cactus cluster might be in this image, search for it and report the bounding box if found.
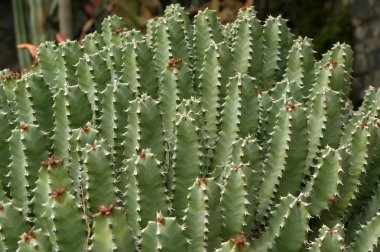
[0,4,380,251]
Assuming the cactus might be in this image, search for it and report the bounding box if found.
[0,4,379,251]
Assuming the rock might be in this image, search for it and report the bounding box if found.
[352,0,380,99]
[0,1,18,71]
[354,25,369,40]
[354,53,368,74]
[374,70,380,87]
[352,0,376,21]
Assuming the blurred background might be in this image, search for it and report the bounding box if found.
[0,0,379,105]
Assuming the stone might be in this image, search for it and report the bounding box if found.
[367,54,376,70]
[354,43,365,52]
[352,0,376,20]
[0,1,18,71]
[354,53,368,74]
[364,75,373,86]
[365,38,380,52]
[354,25,369,40]
[375,48,380,64]
[370,20,380,37]
[374,70,380,86]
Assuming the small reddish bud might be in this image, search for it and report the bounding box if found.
[113,28,124,35]
[376,121,380,128]
[168,58,182,70]
[197,177,208,187]
[82,124,90,134]
[52,187,66,201]
[138,151,146,160]
[108,223,113,229]
[2,71,23,81]
[23,229,35,244]
[98,205,107,212]
[20,68,31,75]
[328,227,335,234]
[19,123,28,132]
[98,202,115,217]
[56,33,67,44]
[330,197,338,203]
[324,60,338,69]
[40,156,64,167]
[286,103,296,111]
[156,215,165,225]
[231,233,246,249]
[0,204,3,211]
[240,6,248,11]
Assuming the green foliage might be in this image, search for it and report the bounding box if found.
[0,4,379,251]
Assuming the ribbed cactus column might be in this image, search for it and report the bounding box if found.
[0,4,380,252]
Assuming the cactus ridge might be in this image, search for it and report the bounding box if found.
[0,4,379,251]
